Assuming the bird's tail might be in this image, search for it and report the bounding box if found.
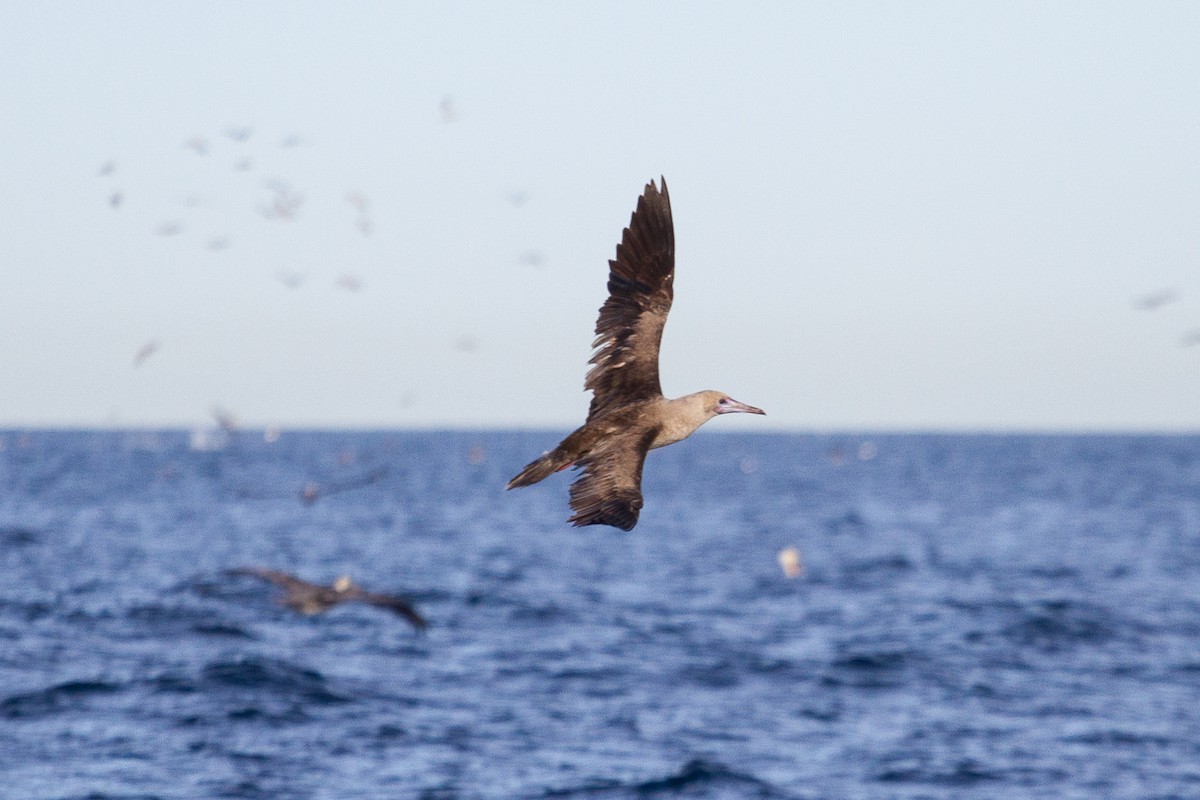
[507,450,572,489]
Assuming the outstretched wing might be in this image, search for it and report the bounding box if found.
[355,590,429,630]
[230,566,313,592]
[567,428,658,531]
[585,179,674,419]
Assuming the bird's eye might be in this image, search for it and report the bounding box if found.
[718,398,727,405]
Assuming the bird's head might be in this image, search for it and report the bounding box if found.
[704,390,766,417]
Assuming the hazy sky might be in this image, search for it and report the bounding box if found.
[3,2,1199,431]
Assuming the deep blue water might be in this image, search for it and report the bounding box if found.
[2,429,1199,799]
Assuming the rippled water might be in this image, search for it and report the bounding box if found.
[2,430,1199,799]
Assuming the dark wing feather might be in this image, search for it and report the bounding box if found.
[231,566,314,592]
[354,589,429,630]
[585,179,674,419]
[567,427,658,531]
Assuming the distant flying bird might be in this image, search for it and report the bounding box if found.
[132,339,159,367]
[97,161,116,177]
[225,126,254,142]
[230,567,427,629]
[184,137,209,156]
[155,220,182,236]
[336,274,363,292]
[507,179,765,530]
[517,249,546,268]
[210,405,238,432]
[344,192,373,234]
[452,335,480,354]
[439,95,457,123]
[1133,288,1179,311]
[276,270,306,289]
[108,191,123,209]
[260,180,302,219]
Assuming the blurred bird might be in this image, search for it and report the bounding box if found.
[230,567,427,629]
[452,336,480,354]
[133,339,159,367]
[260,180,302,219]
[211,405,238,432]
[184,137,209,156]
[277,270,306,289]
[1133,289,1179,311]
[517,250,545,268]
[225,126,253,142]
[336,274,363,292]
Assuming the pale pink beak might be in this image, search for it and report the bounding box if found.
[716,397,765,415]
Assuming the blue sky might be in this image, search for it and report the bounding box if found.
[3,2,1199,431]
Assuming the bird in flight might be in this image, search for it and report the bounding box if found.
[507,178,764,530]
[231,567,427,629]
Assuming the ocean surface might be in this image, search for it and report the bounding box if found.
[2,429,1199,800]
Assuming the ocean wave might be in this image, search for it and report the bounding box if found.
[1000,599,1119,650]
[0,525,41,546]
[541,758,794,798]
[0,679,123,720]
[873,756,1002,786]
[124,603,256,640]
[198,656,351,705]
[821,646,914,689]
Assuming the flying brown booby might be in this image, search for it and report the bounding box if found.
[231,567,428,629]
[507,178,764,530]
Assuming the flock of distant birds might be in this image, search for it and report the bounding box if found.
[93,102,559,632]
[101,99,543,382]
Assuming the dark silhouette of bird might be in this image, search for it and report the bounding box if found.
[276,270,306,289]
[230,567,427,629]
[225,126,254,142]
[185,137,209,155]
[133,339,159,367]
[1133,288,1179,311]
[507,178,764,530]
